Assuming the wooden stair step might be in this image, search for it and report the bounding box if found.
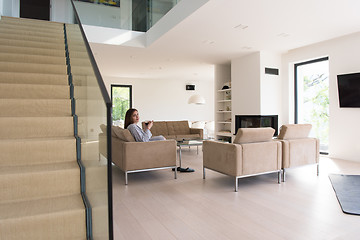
[0,161,80,204]
[0,116,74,139]
[0,52,66,65]
[0,38,65,50]
[0,61,67,74]
[0,45,65,57]
[0,72,68,85]
[0,22,64,35]
[1,16,64,29]
[0,194,86,240]
[0,83,69,99]
[0,30,64,44]
[0,137,76,167]
[0,99,71,117]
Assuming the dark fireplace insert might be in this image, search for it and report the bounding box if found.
[235,115,278,136]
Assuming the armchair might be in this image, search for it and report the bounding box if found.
[203,128,282,192]
[99,125,177,184]
[277,124,320,181]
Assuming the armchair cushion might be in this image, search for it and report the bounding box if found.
[277,124,312,140]
[233,127,275,144]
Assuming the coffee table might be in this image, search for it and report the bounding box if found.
[176,140,203,171]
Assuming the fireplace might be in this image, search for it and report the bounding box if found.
[235,115,278,136]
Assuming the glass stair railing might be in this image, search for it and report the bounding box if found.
[73,0,181,32]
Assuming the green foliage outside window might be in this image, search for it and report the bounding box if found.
[303,73,329,147]
[112,86,131,128]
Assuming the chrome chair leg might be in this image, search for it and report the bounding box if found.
[125,172,128,185]
[278,170,281,184]
[235,177,239,192]
[203,167,206,179]
[282,169,286,182]
[174,167,177,179]
[317,163,320,176]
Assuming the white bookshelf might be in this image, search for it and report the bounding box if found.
[215,88,232,142]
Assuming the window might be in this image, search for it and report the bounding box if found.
[295,57,329,154]
[111,85,132,128]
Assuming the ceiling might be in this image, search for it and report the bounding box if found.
[90,0,360,82]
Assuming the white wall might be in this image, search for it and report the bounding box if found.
[2,0,19,17]
[102,76,214,123]
[260,52,283,125]
[231,52,261,115]
[282,31,360,162]
[0,0,3,16]
[51,0,73,24]
[231,52,283,134]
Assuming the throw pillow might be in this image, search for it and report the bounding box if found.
[111,126,135,142]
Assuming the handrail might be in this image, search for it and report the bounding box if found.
[70,1,113,240]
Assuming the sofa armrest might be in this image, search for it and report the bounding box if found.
[190,128,203,139]
[279,138,319,168]
[122,139,177,171]
[203,141,242,177]
[99,133,107,158]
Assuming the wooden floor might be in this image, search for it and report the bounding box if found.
[112,147,360,240]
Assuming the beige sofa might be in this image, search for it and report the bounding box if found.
[142,120,203,141]
[203,127,282,192]
[99,125,177,184]
[277,124,320,181]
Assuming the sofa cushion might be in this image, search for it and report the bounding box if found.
[167,121,190,135]
[112,126,135,142]
[164,135,176,140]
[277,124,312,140]
[148,121,169,137]
[233,127,275,144]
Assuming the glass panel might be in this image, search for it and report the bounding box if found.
[66,23,109,239]
[111,85,132,128]
[73,0,180,31]
[296,59,329,153]
[148,0,178,28]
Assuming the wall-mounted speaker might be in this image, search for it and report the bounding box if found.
[265,67,279,75]
[186,85,195,90]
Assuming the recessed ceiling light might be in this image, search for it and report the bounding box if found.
[202,40,215,45]
[278,33,290,37]
[234,24,248,29]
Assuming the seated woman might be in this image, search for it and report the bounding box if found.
[124,108,166,142]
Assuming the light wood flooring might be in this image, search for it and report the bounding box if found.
[112,147,360,240]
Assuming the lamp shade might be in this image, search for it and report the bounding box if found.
[188,94,206,104]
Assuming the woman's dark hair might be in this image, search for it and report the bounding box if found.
[124,108,138,129]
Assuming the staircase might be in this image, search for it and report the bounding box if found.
[0,16,89,239]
